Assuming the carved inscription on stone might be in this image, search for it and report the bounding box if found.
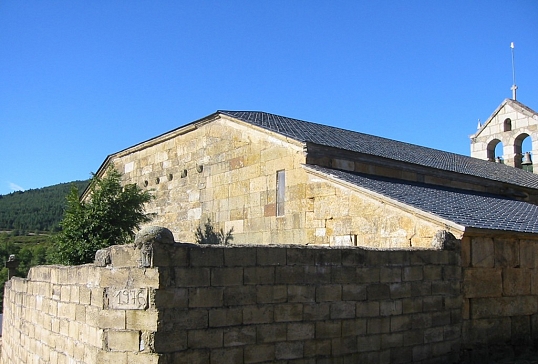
[107,288,148,310]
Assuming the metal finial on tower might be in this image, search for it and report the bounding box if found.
[511,42,518,100]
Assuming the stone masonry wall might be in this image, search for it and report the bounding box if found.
[1,245,161,364]
[461,235,538,361]
[3,232,538,363]
[108,116,445,249]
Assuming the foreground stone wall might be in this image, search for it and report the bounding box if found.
[1,245,161,364]
[3,231,538,363]
[461,235,538,361]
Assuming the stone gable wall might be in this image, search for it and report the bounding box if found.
[2,232,538,363]
[107,117,444,249]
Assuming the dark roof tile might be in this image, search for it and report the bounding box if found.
[306,165,538,234]
[219,110,538,190]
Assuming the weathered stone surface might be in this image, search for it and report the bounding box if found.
[5,239,538,364]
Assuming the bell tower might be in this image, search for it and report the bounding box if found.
[470,99,538,173]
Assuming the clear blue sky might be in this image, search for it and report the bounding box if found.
[1,1,537,195]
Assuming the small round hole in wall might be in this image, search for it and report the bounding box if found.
[155,177,160,185]
[181,169,188,178]
[196,165,204,173]
[144,180,149,187]
[168,174,173,181]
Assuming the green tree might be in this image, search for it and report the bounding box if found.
[49,167,154,265]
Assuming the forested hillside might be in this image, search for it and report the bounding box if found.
[0,180,89,233]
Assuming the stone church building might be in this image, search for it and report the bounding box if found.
[88,100,538,248]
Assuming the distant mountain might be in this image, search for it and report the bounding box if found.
[0,180,89,233]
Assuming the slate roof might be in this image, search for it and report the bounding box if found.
[219,110,538,190]
[305,164,538,234]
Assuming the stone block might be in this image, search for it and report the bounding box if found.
[402,266,423,282]
[256,323,287,343]
[340,318,366,337]
[275,266,305,284]
[79,286,91,305]
[126,310,158,331]
[432,280,459,296]
[209,307,243,327]
[389,282,412,299]
[288,285,316,303]
[356,301,380,318]
[424,327,444,343]
[341,249,367,267]
[315,249,342,266]
[94,351,128,364]
[223,285,256,306]
[163,308,207,329]
[256,285,287,304]
[211,267,243,286]
[315,320,341,339]
[380,267,402,283]
[107,330,140,352]
[519,240,537,268]
[463,268,502,298]
[410,312,432,329]
[332,336,358,356]
[330,302,356,319]
[494,237,519,267]
[423,266,442,281]
[423,296,443,311]
[154,288,188,309]
[389,346,414,364]
[431,311,451,327]
[243,305,274,324]
[410,281,431,296]
[287,322,315,341]
[471,237,494,267]
[341,284,366,301]
[503,268,531,296]
[357,334,381,352]
[190,247,224,267]
[390,315,412,333]
[175,267,210,287]
[303,303,330,321]
[126,353,160,364]
[100,268,131,288]
[367,317,390,334]
[367,284,390,300]
[304,265,332,284]
[224,326,256,347]
[224,247,257,267]
[331,267,357,284]
[356,268,380,283]
[210,347,244,364]
[257,247,287,266]
[98,310,126,330]
[287,247,316,265]
[381,332,403,349]
[244,344,275,363]
[188,328,223,349]
[188,287,224,308]
[316,285,342,302]
[154,329,188,354]
[380,300,402,316]
[244,267,275,285]
[471,296,538,319]
[463,317,511,345]
[274,303,303,322]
